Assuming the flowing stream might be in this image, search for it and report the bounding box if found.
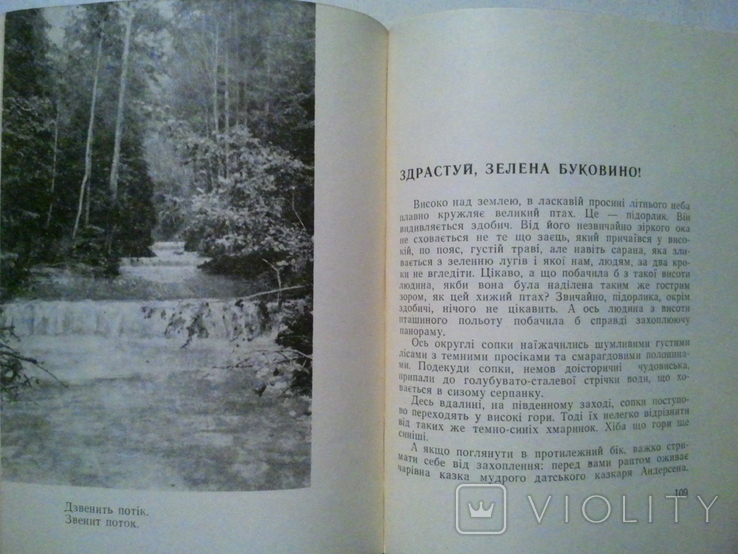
[2,242,264,382]
[1,242,310,491]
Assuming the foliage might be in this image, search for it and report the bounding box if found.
[159,0,315,394]
[175,126,313,280]
[68,225,121,277]
[168,0,315,163]
[275,295,312,394]
[0,327,39,400]
[2,0,315,395]
[169,124,314,395]
[1,3,160,298]
[0,323,65,401]
[1,10,55,299]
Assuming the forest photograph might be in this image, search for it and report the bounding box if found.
[0,0,314,491]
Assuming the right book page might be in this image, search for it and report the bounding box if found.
[384,9,738,553]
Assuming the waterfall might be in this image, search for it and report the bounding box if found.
[1,298,265,341]
[0,242,269,383]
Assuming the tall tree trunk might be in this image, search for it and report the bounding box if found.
[211,21,220,186]
[45,101,60,229]
[72,33,103,241]
[109,7,134,203]
[212,21,219,137]
[223,11,231,180]
[237,6,247,129]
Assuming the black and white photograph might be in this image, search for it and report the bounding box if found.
[1,0,315,491]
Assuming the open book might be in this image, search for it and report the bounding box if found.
[2,1,737,552]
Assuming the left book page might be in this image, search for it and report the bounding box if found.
[0,3,387,553]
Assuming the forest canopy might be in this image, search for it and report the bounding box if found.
[1,0,315,393]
